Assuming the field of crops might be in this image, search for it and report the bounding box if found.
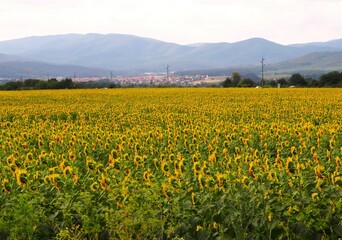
[0,88,341,239]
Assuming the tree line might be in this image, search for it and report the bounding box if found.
[222,71,342,88]
[1,71,342,90]
[0,78,119,90]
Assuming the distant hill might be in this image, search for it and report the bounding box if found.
[267,51,342,73]
[0,33,341,78]
[289,39,342,49]
[0,61,111,79]
[0,33,191,72]
[0,53,26,63]
[177,51,342,79]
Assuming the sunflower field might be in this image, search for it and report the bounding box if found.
[0,88,341,239]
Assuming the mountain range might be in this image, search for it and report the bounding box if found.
[0,33,341,79]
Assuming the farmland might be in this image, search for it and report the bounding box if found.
[0,88,341,239]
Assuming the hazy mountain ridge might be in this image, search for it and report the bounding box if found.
[0,33,341,78]
[176,51,342,77]
[289,39,342,49]
[0,61,110,79]
[0,53,28,63]
[268,51,342,72]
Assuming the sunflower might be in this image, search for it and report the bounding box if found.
[208,152,217,163]
[286,157,295,175]
[311,192,319,202]
[162,183,170,199]
[86,157,96,171]
[161,160,169,175]
[334,156,340,170]
[22,142,28,150]
[6,155,14,166]
[143,169,151,184]
[192,162,201,175]
[59,160,66,171]
[34,171,39,180]
[72,174,79,184]
[288,179,294,188]
[15,169,28,187]
[314,164,325,179]
[63,166,73,176]
[241,175,249,186]
[99,173,110,190]
[108,154,115,168]
[168,154,175,162]
[90,182,99,191]
[212,222,218,229]
[326,149,331,162]
[191,192,196,205]
[68,150,76,161]
[197,173,204,190]
[2,179,11,193]
[215,173,225,187]
[133,155,140,169]
[25,152,34,163]
[248,162,255,179]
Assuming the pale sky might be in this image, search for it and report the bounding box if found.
[0,0,341,45]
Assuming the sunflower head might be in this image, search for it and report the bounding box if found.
[68,150,76,161]
[16,169,28,187]
[90,182,99,191]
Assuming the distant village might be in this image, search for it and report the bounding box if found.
[73,73,209,87]
[0,73,212,90]
[2,69,341,90]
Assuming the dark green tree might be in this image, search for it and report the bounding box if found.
[222,77,233,87]
[267,80,277,87]
[289,73,307,86]
[232,72,241,86]
[319,71,342,86]
[47,78,60,89]
[277,78,288,87]
[238,78,255,87]
[3,81,22,90]
[23,79,40,88]
[306,78,319,87]
[36,80,48,89]
[60,78,74,89]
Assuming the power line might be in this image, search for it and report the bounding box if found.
[261,57,265,87]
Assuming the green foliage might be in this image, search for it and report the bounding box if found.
[0,193,46,240]
[222,77,232,87]
[277,78,288,87]
[319,71,342,87]
[222,73,256,88]
[232,72,241,86]
[266,80,277,87]
[0,78,75,90]
[289,73,307,86]
[238,78,255,87]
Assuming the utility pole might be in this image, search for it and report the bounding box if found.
[261,57,265,87]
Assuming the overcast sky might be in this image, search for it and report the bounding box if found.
[0,0,341,45]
